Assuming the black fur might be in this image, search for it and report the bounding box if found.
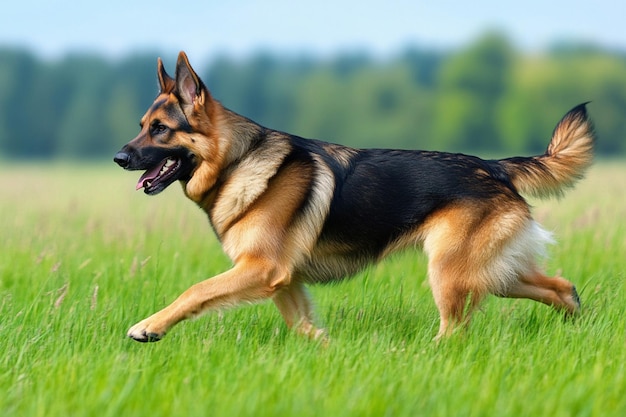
[273,135,525,283]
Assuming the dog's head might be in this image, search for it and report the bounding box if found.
[114,52,223,199]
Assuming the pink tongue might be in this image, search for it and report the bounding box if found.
[136,160,166,190]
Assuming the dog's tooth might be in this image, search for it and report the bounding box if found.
[165,159,175,167]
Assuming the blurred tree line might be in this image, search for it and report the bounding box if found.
[0,32,624,159]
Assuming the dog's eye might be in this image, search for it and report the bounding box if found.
[151,123,168,135]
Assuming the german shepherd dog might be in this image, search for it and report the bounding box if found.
[114,52,594,342]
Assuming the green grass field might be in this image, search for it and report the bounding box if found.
[1,162,625,416]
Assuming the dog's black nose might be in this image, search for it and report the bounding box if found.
[114,151,130,168]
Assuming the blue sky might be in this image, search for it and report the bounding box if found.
[1,0,624,63]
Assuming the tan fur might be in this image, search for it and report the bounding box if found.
[221,162,312,265]
[502,271,579,314]
[210,139,293,235]
[127,256,291,339]
[128,159,330,341]
[322,143,358,168]
[273,282,322,339]
[501,105,595,198]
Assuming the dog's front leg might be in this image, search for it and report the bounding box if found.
[272,281,327,341]
[127,257,289,342]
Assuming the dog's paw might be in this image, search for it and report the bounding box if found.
[127,318,166,343]
[571,285,581,310]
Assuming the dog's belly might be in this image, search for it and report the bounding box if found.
[296,249,374,284]
[295,229,409,283]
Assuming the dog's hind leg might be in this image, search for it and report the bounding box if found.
[488,219,581,315]
[428,262,486,340]
[272,281,326,340]
[421,202,537,340]
[499,270,581,315]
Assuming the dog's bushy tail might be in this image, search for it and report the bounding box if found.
[499,103,595,199]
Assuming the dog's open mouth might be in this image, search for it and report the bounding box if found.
[136,157,182,195]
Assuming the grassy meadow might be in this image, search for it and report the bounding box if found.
[0,161,625,416]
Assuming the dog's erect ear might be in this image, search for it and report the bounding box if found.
[175,51,205,108]
[157,57,175,93]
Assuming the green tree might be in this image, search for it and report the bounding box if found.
[108,54,161,149]
[498,48,626,154]
[0,49,40,156]
[346,63,429,149]
[0,37,625,159]
[55,55,112,157]
[433,31,514,152]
